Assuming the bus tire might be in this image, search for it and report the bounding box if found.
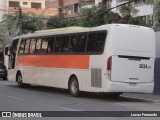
[69,76,80,97]
[17,72,23,87]
[16,72,30,87]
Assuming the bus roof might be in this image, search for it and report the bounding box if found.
[35,26,86,34]
[13,24,153,40]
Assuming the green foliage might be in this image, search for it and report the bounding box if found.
[21,12,46,33]
[80,1,147,27]
[80,4,106,27]
[104,12,121,24]
[0,13,20,47]
[0,12,46,47]
[46,16,79,29]
[156,0,160,23]
[119,4,139,18]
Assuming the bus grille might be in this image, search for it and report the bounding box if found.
[91,68,102,88]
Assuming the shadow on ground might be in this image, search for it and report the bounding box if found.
[4,82,151,103]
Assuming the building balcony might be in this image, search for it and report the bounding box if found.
[63,0,81,7]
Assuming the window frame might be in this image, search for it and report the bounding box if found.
[18,30,107,55]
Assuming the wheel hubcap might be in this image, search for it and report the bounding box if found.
[71,81,78,93]
[18,76,22,85]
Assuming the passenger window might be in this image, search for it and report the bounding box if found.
[41,39,48,53]
[62,36,70,53]
[55,37,63,53]
[87,34,97,52]
[24,39,30,54]
[70,34,86,52]
[87,32,106,53]
[19,40,25,54]
[96,33,106,52]
[48,37,54,53]
[30,38,36,54]
[36,38,42,53]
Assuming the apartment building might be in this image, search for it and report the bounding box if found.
[46,0,154,25]
[46,0,97,18]
[6,0,57,16]
[103,0,154,25]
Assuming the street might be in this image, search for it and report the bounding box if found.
[0,79,160,120]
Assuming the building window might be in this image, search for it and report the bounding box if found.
[74,4,78,13]
[9,1,20,7]
[31,3,41,9]
[23,2,28,5]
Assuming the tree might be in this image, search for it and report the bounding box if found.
[0,13,20,47]
[80,1,147,27]
[21,12,46,33]
[46,16,79,29]
[0,12,46,48]
[119,4,138,19]
[80,3,106,27]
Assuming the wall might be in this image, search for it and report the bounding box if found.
[135,5,153,17]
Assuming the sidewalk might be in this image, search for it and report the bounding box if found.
[121,93,160,102]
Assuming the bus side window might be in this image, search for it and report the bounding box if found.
[96,33,106,52]
[19,40,26,54]
[41,38,48,54]
[55,37,63,53]
[36,38,42,53]
[62,36,70,53]
[48,37,54,53]
[30,39,36,54]
[24,39,30,54]
[70,34,86,52]
[87,32,106,53]
[87,34,97,53]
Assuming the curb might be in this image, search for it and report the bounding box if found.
[121,95,160,103]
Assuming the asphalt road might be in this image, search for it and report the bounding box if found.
[0,79,160,120]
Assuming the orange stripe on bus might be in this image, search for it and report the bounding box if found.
[17,55,90,69]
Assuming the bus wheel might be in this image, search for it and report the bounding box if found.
[17,73,23,87]
[69,76,80,97]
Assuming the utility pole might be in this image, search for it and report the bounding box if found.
[18,6,22,35]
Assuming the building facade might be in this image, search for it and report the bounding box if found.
[4,0,57,17]
[46,0,97,18]
[46,0,154,26]
[101,0,154,25]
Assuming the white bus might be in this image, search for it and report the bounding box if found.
[5,24,155,97]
